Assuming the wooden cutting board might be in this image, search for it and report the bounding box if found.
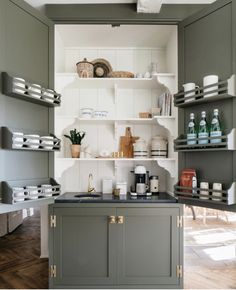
[119,127,139,158]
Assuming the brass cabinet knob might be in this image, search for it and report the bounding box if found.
[117,216,124,224]
[108,216,116,224]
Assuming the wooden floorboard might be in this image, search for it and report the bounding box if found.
[0,207,236,289]
[0,210,48,289]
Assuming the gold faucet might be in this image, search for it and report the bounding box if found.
[88,173,96,193]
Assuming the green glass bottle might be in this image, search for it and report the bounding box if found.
[210,109,222,144]
[198,111,209,145]
[187,113,197,145]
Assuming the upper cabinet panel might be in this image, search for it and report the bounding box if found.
[5,1,49,87]
[179,1,232,87]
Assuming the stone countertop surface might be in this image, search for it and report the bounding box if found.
[55,192,177,203]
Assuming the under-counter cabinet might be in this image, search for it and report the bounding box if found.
[49,204,183,289]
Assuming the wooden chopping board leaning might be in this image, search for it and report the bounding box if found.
[119,127,139,158]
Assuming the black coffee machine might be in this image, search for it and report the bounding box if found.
[130,165,151,196]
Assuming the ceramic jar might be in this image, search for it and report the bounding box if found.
[133,139,148,159]
[151,136,168,158]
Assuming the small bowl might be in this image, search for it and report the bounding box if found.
[81,108,93,119]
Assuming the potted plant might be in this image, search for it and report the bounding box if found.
[64,129,85,158]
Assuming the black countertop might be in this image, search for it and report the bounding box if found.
[55,192,177,203]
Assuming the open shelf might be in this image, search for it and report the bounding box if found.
[2,127,61,152]
[174,75,236,108]
[174,129,236,152]
[55,73,175,90]
[174,181,236,206]
[2,178,60,204]
[2,72,61,107]
[56,157,176,178]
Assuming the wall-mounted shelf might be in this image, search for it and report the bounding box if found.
[2,178,60,204]
[2,127,61,152]
[55,72,175,90]
[174,182,236,206]
[174,75,236,108]
[174,129,236,152]
[56,157,176,178]
[2,72,61,107]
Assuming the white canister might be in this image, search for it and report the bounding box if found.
[203,75,219,97]
[26,186,38,200]
[200,182,209,200]
[29,84,42,99]
[133,139,148,159]
[211,183,222,201]
[41,184,53,197]
[41,136,54,150]
[13,187,25,202]
[116,182,127,195]
[14,77,26,94]
[151,136,168,158]
[183,83,199,102]
[102,179,113,194]
[25,134,40,149]
[13,132,24,148]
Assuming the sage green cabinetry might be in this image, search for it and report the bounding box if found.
[49,204,183,289]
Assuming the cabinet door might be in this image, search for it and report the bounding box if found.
[178,0,236,212]
[52,207,117,287]
[117,207,182,286]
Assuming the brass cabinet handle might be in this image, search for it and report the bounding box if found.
[117,216,124,224]
[108,216,116,224]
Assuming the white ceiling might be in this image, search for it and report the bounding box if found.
[56,24,176,48]
[25,0,216,12]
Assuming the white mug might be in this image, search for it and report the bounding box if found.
[203,75,219,97]
[136,183,146,194]
[41,136,54,150]
[13,132,24,148]
[183,83,199,102]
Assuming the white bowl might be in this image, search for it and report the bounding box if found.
[43,89,55,103]
[14,78,26,94]
[81,108,93,119]
[13,187,25,202]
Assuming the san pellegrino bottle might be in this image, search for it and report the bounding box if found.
[198,111,209,145]
[187,113,197,145]
[210,109,222,144]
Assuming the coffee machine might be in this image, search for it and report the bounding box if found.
[130,165,151,196]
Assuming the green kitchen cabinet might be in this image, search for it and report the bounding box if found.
[49,204,183,289]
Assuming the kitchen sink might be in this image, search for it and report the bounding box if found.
[74,193,102,199]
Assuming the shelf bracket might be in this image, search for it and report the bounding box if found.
[114,83,118,105]
[156,159,176,178]
[156,74,176,95]
[154,117,176,137]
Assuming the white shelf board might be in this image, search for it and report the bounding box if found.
[0,197,55,214]
[55,73,175,89]
[56,157,176,162]
[56,116,176,125]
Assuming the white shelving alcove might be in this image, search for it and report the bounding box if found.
[54,24,178,195]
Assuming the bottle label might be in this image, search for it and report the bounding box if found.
[211,119,218,125]
[210,131,222,144]
[187,133,197,145]
[198,132,208,144]
[188,122,195,128]
[200,120,206,126]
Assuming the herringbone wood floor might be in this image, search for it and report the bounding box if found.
[0,210,48,289]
